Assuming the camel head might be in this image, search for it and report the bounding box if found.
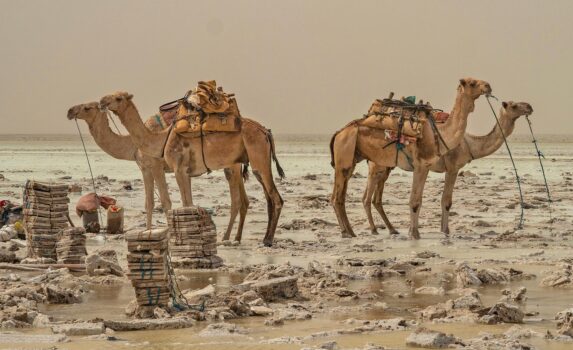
[501,101,533,120]
[67,102,103,123]
[458,78,492,99]
[99,91,133,115]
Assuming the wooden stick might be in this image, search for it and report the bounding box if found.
[0,263,85,272]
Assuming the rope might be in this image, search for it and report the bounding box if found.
[74,118,104,232]
[525,115,552,222]
[485,96,525,229]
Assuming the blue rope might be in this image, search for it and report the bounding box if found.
[486,96,524,229]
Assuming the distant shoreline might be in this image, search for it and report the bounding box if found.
[0,133,571,143]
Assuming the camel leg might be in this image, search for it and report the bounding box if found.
[150,161,172,221]
[174,165,193,207]
[331,165,356,238]
[141,168,155,229]
[440,169,459,236]
[363,167,381,235]
[234,173,249,243]
[372,168,400,235]
[252,168,283,247]
[222,166,241,241]
[409,166,430,240]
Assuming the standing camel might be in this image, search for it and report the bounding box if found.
[330,78,492,239]
[99,92,284,247]
[363,101,533,235]
[67,102,249,242]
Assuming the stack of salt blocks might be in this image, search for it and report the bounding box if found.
[56,227,87,264]
[23,181,70,261]
[167,206,223,268]
[125,228,173,311]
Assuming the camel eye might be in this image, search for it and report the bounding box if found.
[512,105,517,109]
[116,97,122,101]
[83,106,91,111]
[469,81,476,87]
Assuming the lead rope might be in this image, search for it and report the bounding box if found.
[525,115,553,224]
[486,96,525,229]
[74,118,105,233]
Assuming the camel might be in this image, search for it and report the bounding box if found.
[99,92,284,246]
[330,78,492,239]
[67,102,249,242]
[363,101,533,235]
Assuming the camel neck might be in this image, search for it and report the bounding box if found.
[464,111,517,159]
[85,113,137,161]
[437,90,475,152]
[118,101,169,158]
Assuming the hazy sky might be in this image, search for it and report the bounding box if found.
[1,0,572,135]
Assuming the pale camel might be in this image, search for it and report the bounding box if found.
[67,102,249,242]
[99,92,284,246]
[330,78,492,239]
[363,101,533,235]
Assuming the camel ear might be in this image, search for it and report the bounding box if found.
[127,94,133,100]
[502,101,508,109]
[459,79,467,87]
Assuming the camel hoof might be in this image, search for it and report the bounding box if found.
[263,240,273,247]
[341,232,356,238]
[371,229,379,235]
[389,229,400,236]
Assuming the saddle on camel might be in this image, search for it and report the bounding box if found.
[361,93,450,148]
[173,80,242,137]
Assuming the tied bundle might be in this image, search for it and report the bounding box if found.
[167,206,223,269]
[23,181,70,261]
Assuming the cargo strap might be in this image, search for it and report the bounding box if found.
[426,111,450,156]
[199,110,212,174]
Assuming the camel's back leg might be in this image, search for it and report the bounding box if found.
[409,166,430,239]
[363,162,383,234]
[244,133,283,247]
[371,167,399,235]
[331,127,358,238]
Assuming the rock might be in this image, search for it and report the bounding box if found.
[32,313,51,328]
[416,251,440,259]
[455,262,482,287]
[479,302,524,324]
[51,322,105,336]
[183,284,215,304]
[334,288,356,297]
[405,327,459,348]
[85,250,123,277]
[500,287,527,303]
[43,284,81,304]
[250,306,274,316]
[0,247,17,263]
[198,322,248,336]
[103,317,194,331]
[318,341,338,350]
[556,308,573,337]
[0,332,68,343]
[250,276,298,301]
[540,264,572,287]
[264,317,284,326]
[474,220,493,227]
[414,286,445,296]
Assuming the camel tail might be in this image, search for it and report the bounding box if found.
[329,131,338,168]
[267,130,285,179]
[242,162,250,181]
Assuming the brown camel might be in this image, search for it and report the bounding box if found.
[99,92,284,246]
[363,101,533,235]
[330,78,492,239]
[67,102,249,242]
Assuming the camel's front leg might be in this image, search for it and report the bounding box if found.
[174,165,193,207]
[409,166,430,239]
[141,167,155,229]
[235,169,249,243]
[371,167,400,235]
[150,160,172,220]
[440,168,459,236]
[222,166,241,241]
